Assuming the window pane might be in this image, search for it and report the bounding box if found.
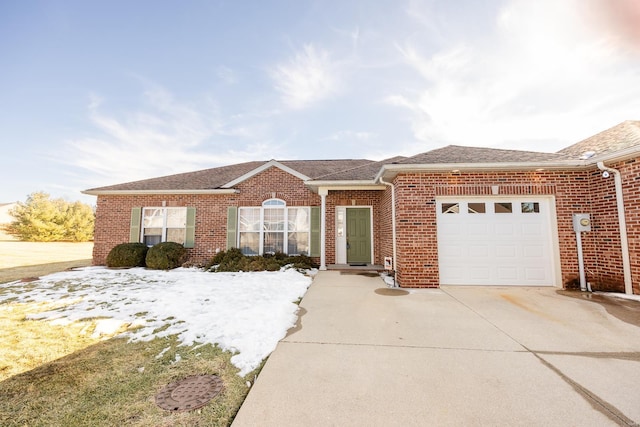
[239,208,261,232]
[264,231,284,253]
[166,208,186,227]
[239,232,260,255]
[468,203,486,214]
[263,199,285,206]
[143,235,162,246]
[442,203,459,214]
[288,232,309,255]
[167,228,185,244]
[521,202,540,213]
[143,208,164,227]
[494,202,513,213]
[263,208,285,231]
[288,207,309,232]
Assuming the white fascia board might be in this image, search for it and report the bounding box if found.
[221,160,310,188]
[591,146,640,165]
[306,180,386,192]
[374,160,588,181]
[82,189,239,196]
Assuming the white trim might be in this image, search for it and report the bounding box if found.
[222,160,310,188]
[82,189,239,196]
[320,191,327,270]
[307,182,385,193]
[375,161,588,181]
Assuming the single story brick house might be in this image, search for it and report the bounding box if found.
[84,120,640,294]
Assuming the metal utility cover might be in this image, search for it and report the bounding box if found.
[155,375,224,412]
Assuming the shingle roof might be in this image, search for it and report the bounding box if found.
[85,159,373,192]
[557,120,640,159]
[397,145,564,164]
[313,156,407,180]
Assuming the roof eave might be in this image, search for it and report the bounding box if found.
[305,180,385,192]
[374,160,588,181]
[592,145,640,164]
[82,189,240,196]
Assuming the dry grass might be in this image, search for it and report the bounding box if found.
[0,302,101,380]
[0,241,93,269]
[0,335,251,426]
[0,241,94,283]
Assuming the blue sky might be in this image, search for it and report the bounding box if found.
[2,0,639,204]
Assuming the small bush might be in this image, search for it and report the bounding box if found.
[106,243,148,268]
[145,242,188,270]
[206,249,316,272]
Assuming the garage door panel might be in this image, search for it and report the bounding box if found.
[523,244,544,258]
[521,222,543,235]
[469,244,489,257]
[495,245,516,258]
[525,267,547,281]
[470,267,491,280]
[495,223,514,235]
[497,267,518,281]
[437,198,555,286]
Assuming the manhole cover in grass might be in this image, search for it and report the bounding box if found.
[375,288,409,296]
[155,375,224,412]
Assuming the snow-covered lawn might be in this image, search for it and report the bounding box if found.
[0,267,313,376]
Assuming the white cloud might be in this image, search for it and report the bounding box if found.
[390,0,640,151]
[270,44,340,109]
[63,87,272,187]
[324,130,374,142]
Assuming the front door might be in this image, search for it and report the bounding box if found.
[346,208,371,264]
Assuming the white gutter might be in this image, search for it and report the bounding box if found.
[597,162,633,295]
[374,160,587,182]
[82,189,240,196]
[378,176,397,284]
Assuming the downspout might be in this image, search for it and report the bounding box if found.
[596,162,633,295]
[379,176,397,286]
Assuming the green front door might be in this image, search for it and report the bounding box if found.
[346,208,371,264]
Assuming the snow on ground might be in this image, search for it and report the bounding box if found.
[0,267,313,376]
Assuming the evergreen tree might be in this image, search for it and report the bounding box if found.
[4,192,94,242]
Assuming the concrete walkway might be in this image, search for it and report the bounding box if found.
[232,271,640,426]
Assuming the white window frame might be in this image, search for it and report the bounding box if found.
[141,207,187,246]
[237,199,310,255]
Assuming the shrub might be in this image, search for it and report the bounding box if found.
[206,249,316,272]
[106,243,148,268]
[145,242,188,270]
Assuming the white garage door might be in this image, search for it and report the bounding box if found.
[436,198,556,286]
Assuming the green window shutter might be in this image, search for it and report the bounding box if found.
[310,206,320,257]
[227,207,238,249]
[129,207,142,243]
[184,207,196,248]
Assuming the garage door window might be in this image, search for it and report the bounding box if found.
[521,202,540,213]
[468,203,486,214]
[442,203,460,214]
[495,202,513,213]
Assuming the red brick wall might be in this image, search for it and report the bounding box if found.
[620,158,640,294]
[93,167,323,265]
[391,169,621,289]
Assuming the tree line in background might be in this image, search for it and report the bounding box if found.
[3,192,94,242]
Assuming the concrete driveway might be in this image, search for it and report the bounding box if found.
[232,271,640,426]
